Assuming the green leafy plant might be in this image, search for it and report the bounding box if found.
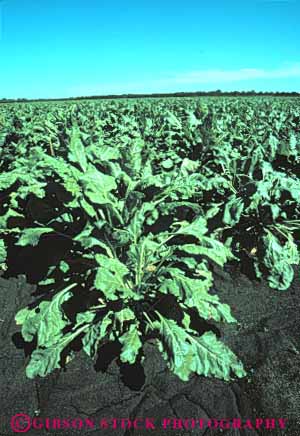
[1,126,246,381]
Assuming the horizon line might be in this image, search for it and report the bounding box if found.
[1,89,300,103]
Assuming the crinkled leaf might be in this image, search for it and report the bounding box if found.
[160,267,236,323]
[15,284,76,344]
[119,323,142,364]
[94,254,134,300]
[181,238,235,267]
[176,217,208,239]
[26,332,77,379]
[80,167,117,205]
[68,127,88,172]
[148,313,245,381]
[261,232,299,290]
[82,311,114,358]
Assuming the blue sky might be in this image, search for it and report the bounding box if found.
[0,0,299,98]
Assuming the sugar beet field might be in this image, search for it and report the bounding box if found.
[0,97,300,435]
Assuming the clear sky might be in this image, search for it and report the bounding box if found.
[0,0,299,98]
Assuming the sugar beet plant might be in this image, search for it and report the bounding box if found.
[0,125,246,381]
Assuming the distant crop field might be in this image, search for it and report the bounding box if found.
[0,96,300,383]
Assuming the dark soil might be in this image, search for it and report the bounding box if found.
[0,265,299,436]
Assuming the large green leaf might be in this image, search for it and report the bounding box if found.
[15,283,76,344]
[148,313,245,381]
[176,217,208,239]
[25,324,87,379]
[68,127,88,172]
[82,312,114,358]
[26,336,74,379]
[80,167,117,205]
[181,238,235,267]
[94,254,136,300]
[160,267,236,323]
[119,323,142,364]
[261,231,299,290]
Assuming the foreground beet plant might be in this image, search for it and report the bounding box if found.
[1,124,245,381]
